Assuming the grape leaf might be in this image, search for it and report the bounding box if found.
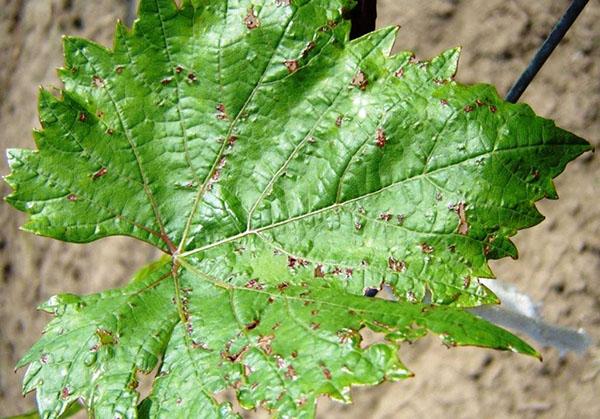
[4,0,590,417]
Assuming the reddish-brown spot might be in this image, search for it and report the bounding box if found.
[92,75,105,88]
[464,105,474,113]
[258,335,273,354]
[285,365,297,380]
[245,319,260,331]
[244,8,260,29]
[421,243,434,254]
[388,256,406,273]
[322,367,332,380]
[453,202,469,235]
[287,256,297,269]
[175,65,184,74]
[463,276,471,289]
[375,128,387,148]
[291,351,298,358]
[161,77,173,85]
[92,167,108,180]
[187,72,198,83]
[314,264,325,278]
[301,41,316,58]
[40,354,49,364]
[311,309,318,316]
[354,220,363,231]
[311,322,320,330]
[489,105,497,113]
[532,169,540,180]
[395,67,404,78]
[67,193,78,202]
[277,282,289,292]
[191,341,209,350]
[475,99,485,107]
[283,59,299,73]
[216,103,228,120]
[115,65,124,74]
[245,279,263,290]
[227,135,238,146]
[448,244,456,253]
[351,70,368,90]
[379,212,392,222]
[440,99,448,106]
[267,296,274,304]
[106,128,114,136]
[78,112,87,122]
[61,387,70,399]
[344,268,353,278]
[331,267,342,275]
[335,115,343,127]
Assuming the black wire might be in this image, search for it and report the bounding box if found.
[505,0,589,103]
[349,0,377,40]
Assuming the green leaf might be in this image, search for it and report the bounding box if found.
[4,0,590,417]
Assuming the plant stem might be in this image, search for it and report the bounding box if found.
[505,0,589,103]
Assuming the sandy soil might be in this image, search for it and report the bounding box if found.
[1,1,598,417]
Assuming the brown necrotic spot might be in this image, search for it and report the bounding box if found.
[115,65,124,74]
[379,212,392,222]
[301,41,316,57]
[161,77,173,85]
[453,202,469,235]
[335,115,343,127]
[375,128,387,148]
[283,59,299,73]
[245,319,259,331]
[187,72,197,83]
[489,105,497,113]
[322,367,332,380]
[92,75,104,88]
[78,112,87,122]
[314,264,325,278]
[216,103,228,120]
[395,67,404,78]
[92,167,108,180]
[66,193,78,202]
[351,70,368,90]
[464,104,474,113]
[244,8,260,29]
[61,387,70,399]
[420,243,434,254]
[175,65,184,73]
[106,128,114,136]
[388,256,406,272]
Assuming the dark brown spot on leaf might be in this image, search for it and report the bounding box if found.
[395,67,404,78]
[464,105,474,113]
[244,8,260,29]
[314,264,325,278]
[421,243,434,254]
[335,115,343,127]
[61,387,70,399]
[78,112,87,122]
[388,256,406,272]
[301,41,316,57]
[351,70,368,90]
[475,99,485,107]
[375,128,387,148]
[115,65,124,74]
[489,105,497,113]
[92,75,104,88]
[283,59,299,73]
[285,365,297,380]
[322,367,332,380]
[92,167,108,180]
[161,77,173,85]
[187,72,198,83]
[106,128,114,136]
[245,319,259,331]
[453,202,469,235]
[379,212,392,221]
[67,193,78,202]
[175,65,184,73]
[463,276,471,289]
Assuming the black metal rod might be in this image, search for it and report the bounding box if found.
[350,0,377,40]
[505,0,589,103]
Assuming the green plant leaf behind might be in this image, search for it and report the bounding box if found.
[4,0,590,417]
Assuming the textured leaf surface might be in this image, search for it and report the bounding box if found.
[5,0,590,417]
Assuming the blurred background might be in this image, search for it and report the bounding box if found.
[0,0,598,417]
